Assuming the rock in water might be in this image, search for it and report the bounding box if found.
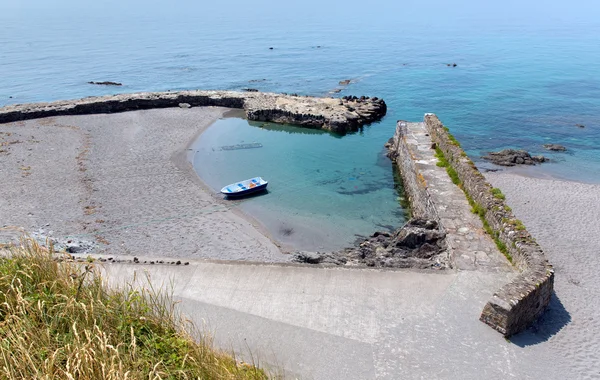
[543,143,567,151]
[88,81,122,86]
[339,79,352,85]
[482,149,547,166]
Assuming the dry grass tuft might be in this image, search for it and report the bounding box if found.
[0,238,269,379]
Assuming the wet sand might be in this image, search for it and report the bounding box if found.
[485,171,600,378]
[0,107,287,262]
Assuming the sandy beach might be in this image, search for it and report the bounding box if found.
[0,107,287,262]
[485,171,600,378]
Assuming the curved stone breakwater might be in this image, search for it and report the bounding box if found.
[0,90,387,134]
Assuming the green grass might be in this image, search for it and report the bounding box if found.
[434,147,460,185]
[491,187,506,200]
[442,126,461,147]
[502,218,527,231]
[0,239,269,380]
[435,146,514,264]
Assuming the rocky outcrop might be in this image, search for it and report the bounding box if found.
[425,114,554,337]
[543,144,567,152]
[0,90,387,135]
[482,149,547,166]
[88,81,122,86]
[293,218,448,269]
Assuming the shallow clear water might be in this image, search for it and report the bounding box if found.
[193,118,405,251]
[2,1,600,247]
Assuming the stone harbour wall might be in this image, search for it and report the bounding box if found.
[424,114,554,336]
[386,121,439,220]
[0,90,387,134]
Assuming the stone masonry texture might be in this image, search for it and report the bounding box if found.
[424,114,554,336]
[0,90,387,134]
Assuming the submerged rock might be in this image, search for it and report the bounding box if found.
[339,79,352,86]
[482,149,547,166]
[543,143,567,152]
[88,81,122,86]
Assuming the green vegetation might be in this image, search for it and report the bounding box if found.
[442,126,461,147]
[491,187,506,200]
[0,239,268,380]
[434,147,460,185]
[502,218,527,231]
[434,145,513,264]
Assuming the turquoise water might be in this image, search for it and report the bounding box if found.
[193,118,405,250]
[2,1,600,247]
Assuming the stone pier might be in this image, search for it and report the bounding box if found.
[0,90,387,134]
[388,121,511,272]
[388,115,554,336]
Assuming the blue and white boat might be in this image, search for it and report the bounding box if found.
[220,177,268,197]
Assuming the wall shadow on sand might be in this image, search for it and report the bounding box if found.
[509,293,571,347]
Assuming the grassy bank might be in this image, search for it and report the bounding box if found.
[0,239,268,379]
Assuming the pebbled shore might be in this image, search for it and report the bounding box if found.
[0,107,287,262]
[485,172,600,378]
[0,90,387,134]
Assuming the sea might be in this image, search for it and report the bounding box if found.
[2,0,599,250]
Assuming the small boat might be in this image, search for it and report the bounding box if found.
[220,177,268,197]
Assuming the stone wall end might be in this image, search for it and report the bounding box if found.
[423,113,554,337]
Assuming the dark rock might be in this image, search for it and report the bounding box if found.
[371,231,391,238]
[66,244,83,253]
[88,81,122,86]
[269,47,274,50]
[184,262,189,265]
[543,144,567,152]
[293,251,347,265]
[176,260,181,265]
[481,149,546,166]
[296,218,447,269]
[133,257,139,263]
[243,88,259,92]
[575,124,585,128]
[294,252,323,264]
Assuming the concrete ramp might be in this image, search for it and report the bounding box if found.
[98,261,555,379]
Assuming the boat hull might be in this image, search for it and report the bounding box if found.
[220,177,269,198]
[222,183,268,198]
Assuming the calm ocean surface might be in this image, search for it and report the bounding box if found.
[2,1,599,249]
